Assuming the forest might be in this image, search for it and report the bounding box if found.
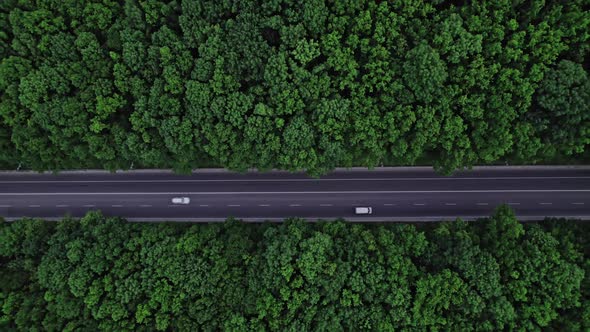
[0,0,589,174]
[0,206,588,330]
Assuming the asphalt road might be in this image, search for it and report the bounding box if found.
[0,167,589,221]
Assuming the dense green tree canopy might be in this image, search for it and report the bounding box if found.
[0,0,588,173]
[1,207,589,330]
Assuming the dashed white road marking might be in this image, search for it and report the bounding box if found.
[29,205,40,208]
[476,203,489,206]
[56,204,69,207]
[289,204,302,207]
[228,204,241,207]
[572,202,585,205]
[320,204,333,207]
[508,202,520,205]
[444,203,457,206]
[0,205,12,208]
[539,202,552,205]
[83,204,95,207]
[384,203,395,206]
[139,204,152,207]
[112,204,123,207]
[259,204,271,207]
[199,204,209,207]
[413,203,426,206]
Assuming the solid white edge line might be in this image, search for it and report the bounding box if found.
[1,176,589,184]
[1,189,589,195]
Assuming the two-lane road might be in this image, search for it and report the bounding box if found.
[0,167,589,221]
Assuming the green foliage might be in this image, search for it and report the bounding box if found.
[0,0,588,172]
[0,208,588,330]
[532,60,590,157]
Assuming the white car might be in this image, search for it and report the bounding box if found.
[355,207,372,215]
[171,197,190,204]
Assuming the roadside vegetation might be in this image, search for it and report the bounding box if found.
[1,206,588,330]
[1,0,589,174]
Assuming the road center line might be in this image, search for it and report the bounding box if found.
[2,190,588,196]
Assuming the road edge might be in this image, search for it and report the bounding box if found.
[3,215,588,223]
[0,165,589,175]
